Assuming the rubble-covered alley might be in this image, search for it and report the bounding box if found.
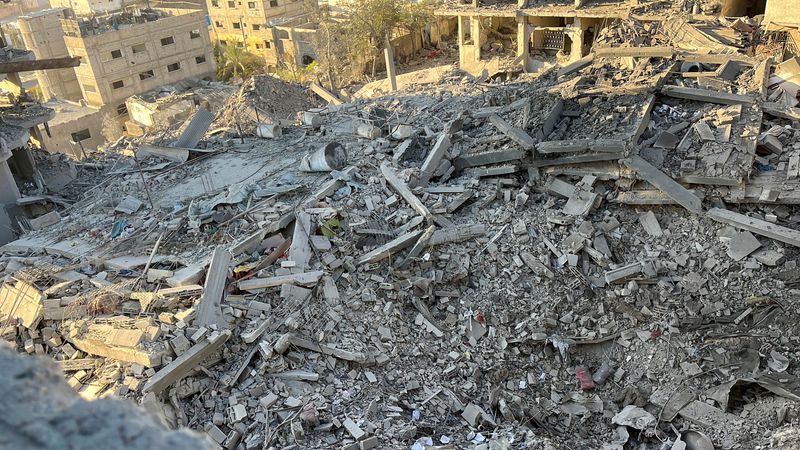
[6,9,800,450]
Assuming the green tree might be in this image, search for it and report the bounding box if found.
[312,12,358,91]
[398,0,436,54]
[215,44,265,81]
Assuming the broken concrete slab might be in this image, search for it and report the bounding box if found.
[661,85,755,105]
[708,208,800,248]
[142,330,231,394]
[489,114,535,151]
[237,271,324,291]
[624,156,703,214]
[195,246,230,330]
[726,231,761,261]
[381,163,431,221]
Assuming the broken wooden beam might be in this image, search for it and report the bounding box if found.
[623,156,702,214]
[381,163,431,221]
[660,86,755,105]
[706,208,800,248]
[142,330,231,395]
[195,246,230,330]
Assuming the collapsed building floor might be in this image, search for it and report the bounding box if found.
[6,12,800,450]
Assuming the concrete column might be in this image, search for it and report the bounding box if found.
[471,16,482,61]
[0,160,20,204]
[384,46,397,91]
[570,19,584,61]
[517,20,526,58]
[9,147,34,179]
[457,16,466,47]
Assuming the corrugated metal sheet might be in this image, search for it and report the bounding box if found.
[174,107,213,149]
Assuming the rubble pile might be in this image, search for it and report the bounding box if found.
[217,75,322,131]
[5,15,800,450]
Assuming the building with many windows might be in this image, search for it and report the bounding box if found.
[205,0,307,71]
[16,7,215,156]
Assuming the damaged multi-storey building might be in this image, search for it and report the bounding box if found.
[8,0,800,449]
[436,0,780,76]
[0,41,80,244]
[206,0,457,76]
[16,6,216,157]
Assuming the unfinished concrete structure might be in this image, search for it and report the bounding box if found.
[61,8,215,111]
[205,0,305,62]
[764,0,800,31]
[0,46,75,244]
[17,7,215,154]
[438,0,670,75]
[49,0,133,15]
[17,9,83,102]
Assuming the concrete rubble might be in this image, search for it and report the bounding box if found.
[5,12,800,450]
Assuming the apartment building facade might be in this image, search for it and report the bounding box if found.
[49,0,128,16]
[17,9,83,102]
[206,0,305,70]
[17,7,215,155]
[62,9,215,112]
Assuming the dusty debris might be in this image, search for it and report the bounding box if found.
[3,12,800,450]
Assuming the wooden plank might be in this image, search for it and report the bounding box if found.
[356,230,422,265]
[661,85,755,105]
[489,114,536,151]
[237,271,324,291]
[142,330,231,395]
[418,133,451,185]
[381,163,431,221]
[706,207,800,248]
[195,246,230,330]
[623,156,702,213]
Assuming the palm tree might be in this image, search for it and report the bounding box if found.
[215,44,264,81]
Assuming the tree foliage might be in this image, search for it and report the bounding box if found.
[311,0,437,87]
[214,44,265,81]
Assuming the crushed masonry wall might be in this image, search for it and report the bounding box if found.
[764,0,800,29]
